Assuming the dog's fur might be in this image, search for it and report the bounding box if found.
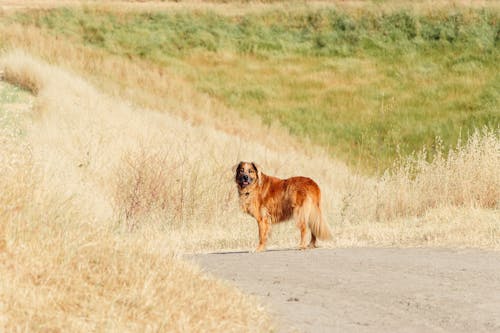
[234,161,331,252]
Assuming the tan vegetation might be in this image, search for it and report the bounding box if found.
[0,53,273,332]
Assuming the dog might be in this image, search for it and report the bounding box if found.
[234,161,331,252]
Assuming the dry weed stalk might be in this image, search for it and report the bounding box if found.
[114,149,174,223]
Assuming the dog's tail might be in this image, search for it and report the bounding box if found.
[303,197,332,240]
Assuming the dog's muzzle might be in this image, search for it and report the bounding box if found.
[237,174,252,188]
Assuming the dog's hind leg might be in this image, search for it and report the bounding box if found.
[295,201,312,250]
[298,219,308,250]
[308,233,317,248]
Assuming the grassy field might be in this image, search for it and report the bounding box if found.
[4,3,499,171]
[0,1,499,332]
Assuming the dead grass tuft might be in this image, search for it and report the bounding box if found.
[338,128,499,226]
[377,129,499,219]
[114,148,174,223]
[1,57,41,94]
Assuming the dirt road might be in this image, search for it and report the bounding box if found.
[193,248,500,333]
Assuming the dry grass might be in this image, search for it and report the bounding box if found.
[336,129,500,223]
[0,52,273,332]
[379,131,499,217]
[0,130,33,252]
[2,216,272,332]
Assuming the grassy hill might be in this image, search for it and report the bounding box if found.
[4,2,499,171]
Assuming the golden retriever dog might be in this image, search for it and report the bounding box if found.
[234,161,331,252]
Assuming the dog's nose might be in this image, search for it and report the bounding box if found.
[242,174,249,181]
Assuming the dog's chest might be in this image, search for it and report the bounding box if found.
[238,192,259,216]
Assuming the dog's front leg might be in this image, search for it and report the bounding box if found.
[255,217,270,252]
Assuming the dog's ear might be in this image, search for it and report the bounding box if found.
[232,161,242,174]
[251,162,262,186]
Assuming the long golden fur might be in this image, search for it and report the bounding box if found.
[234,161,331,252]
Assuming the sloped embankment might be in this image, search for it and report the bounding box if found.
[0,53,274,332]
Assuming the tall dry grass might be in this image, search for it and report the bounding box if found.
[333,129,499,248]
[0,130,33,252]
[378,131,499,218]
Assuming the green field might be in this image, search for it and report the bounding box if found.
[7,5,499,172]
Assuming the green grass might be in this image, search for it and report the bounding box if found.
[8,6,500,172]
[0,81,32,135]
[0,82,26,104]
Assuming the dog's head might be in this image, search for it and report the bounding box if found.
[233,161,261,189]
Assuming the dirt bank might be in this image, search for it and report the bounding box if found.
[193,248,500,333]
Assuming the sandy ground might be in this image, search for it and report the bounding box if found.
[193,248,500,333]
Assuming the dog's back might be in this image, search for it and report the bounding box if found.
[258,174,331,240]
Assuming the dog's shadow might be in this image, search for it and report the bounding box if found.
[205,247,307,255]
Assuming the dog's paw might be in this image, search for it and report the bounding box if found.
[254,246,266,253]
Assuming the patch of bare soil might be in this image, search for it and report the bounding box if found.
[193,248,500,333]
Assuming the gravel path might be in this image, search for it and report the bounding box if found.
[193,248,500,333]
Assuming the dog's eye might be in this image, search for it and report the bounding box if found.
[249,169,255,174]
